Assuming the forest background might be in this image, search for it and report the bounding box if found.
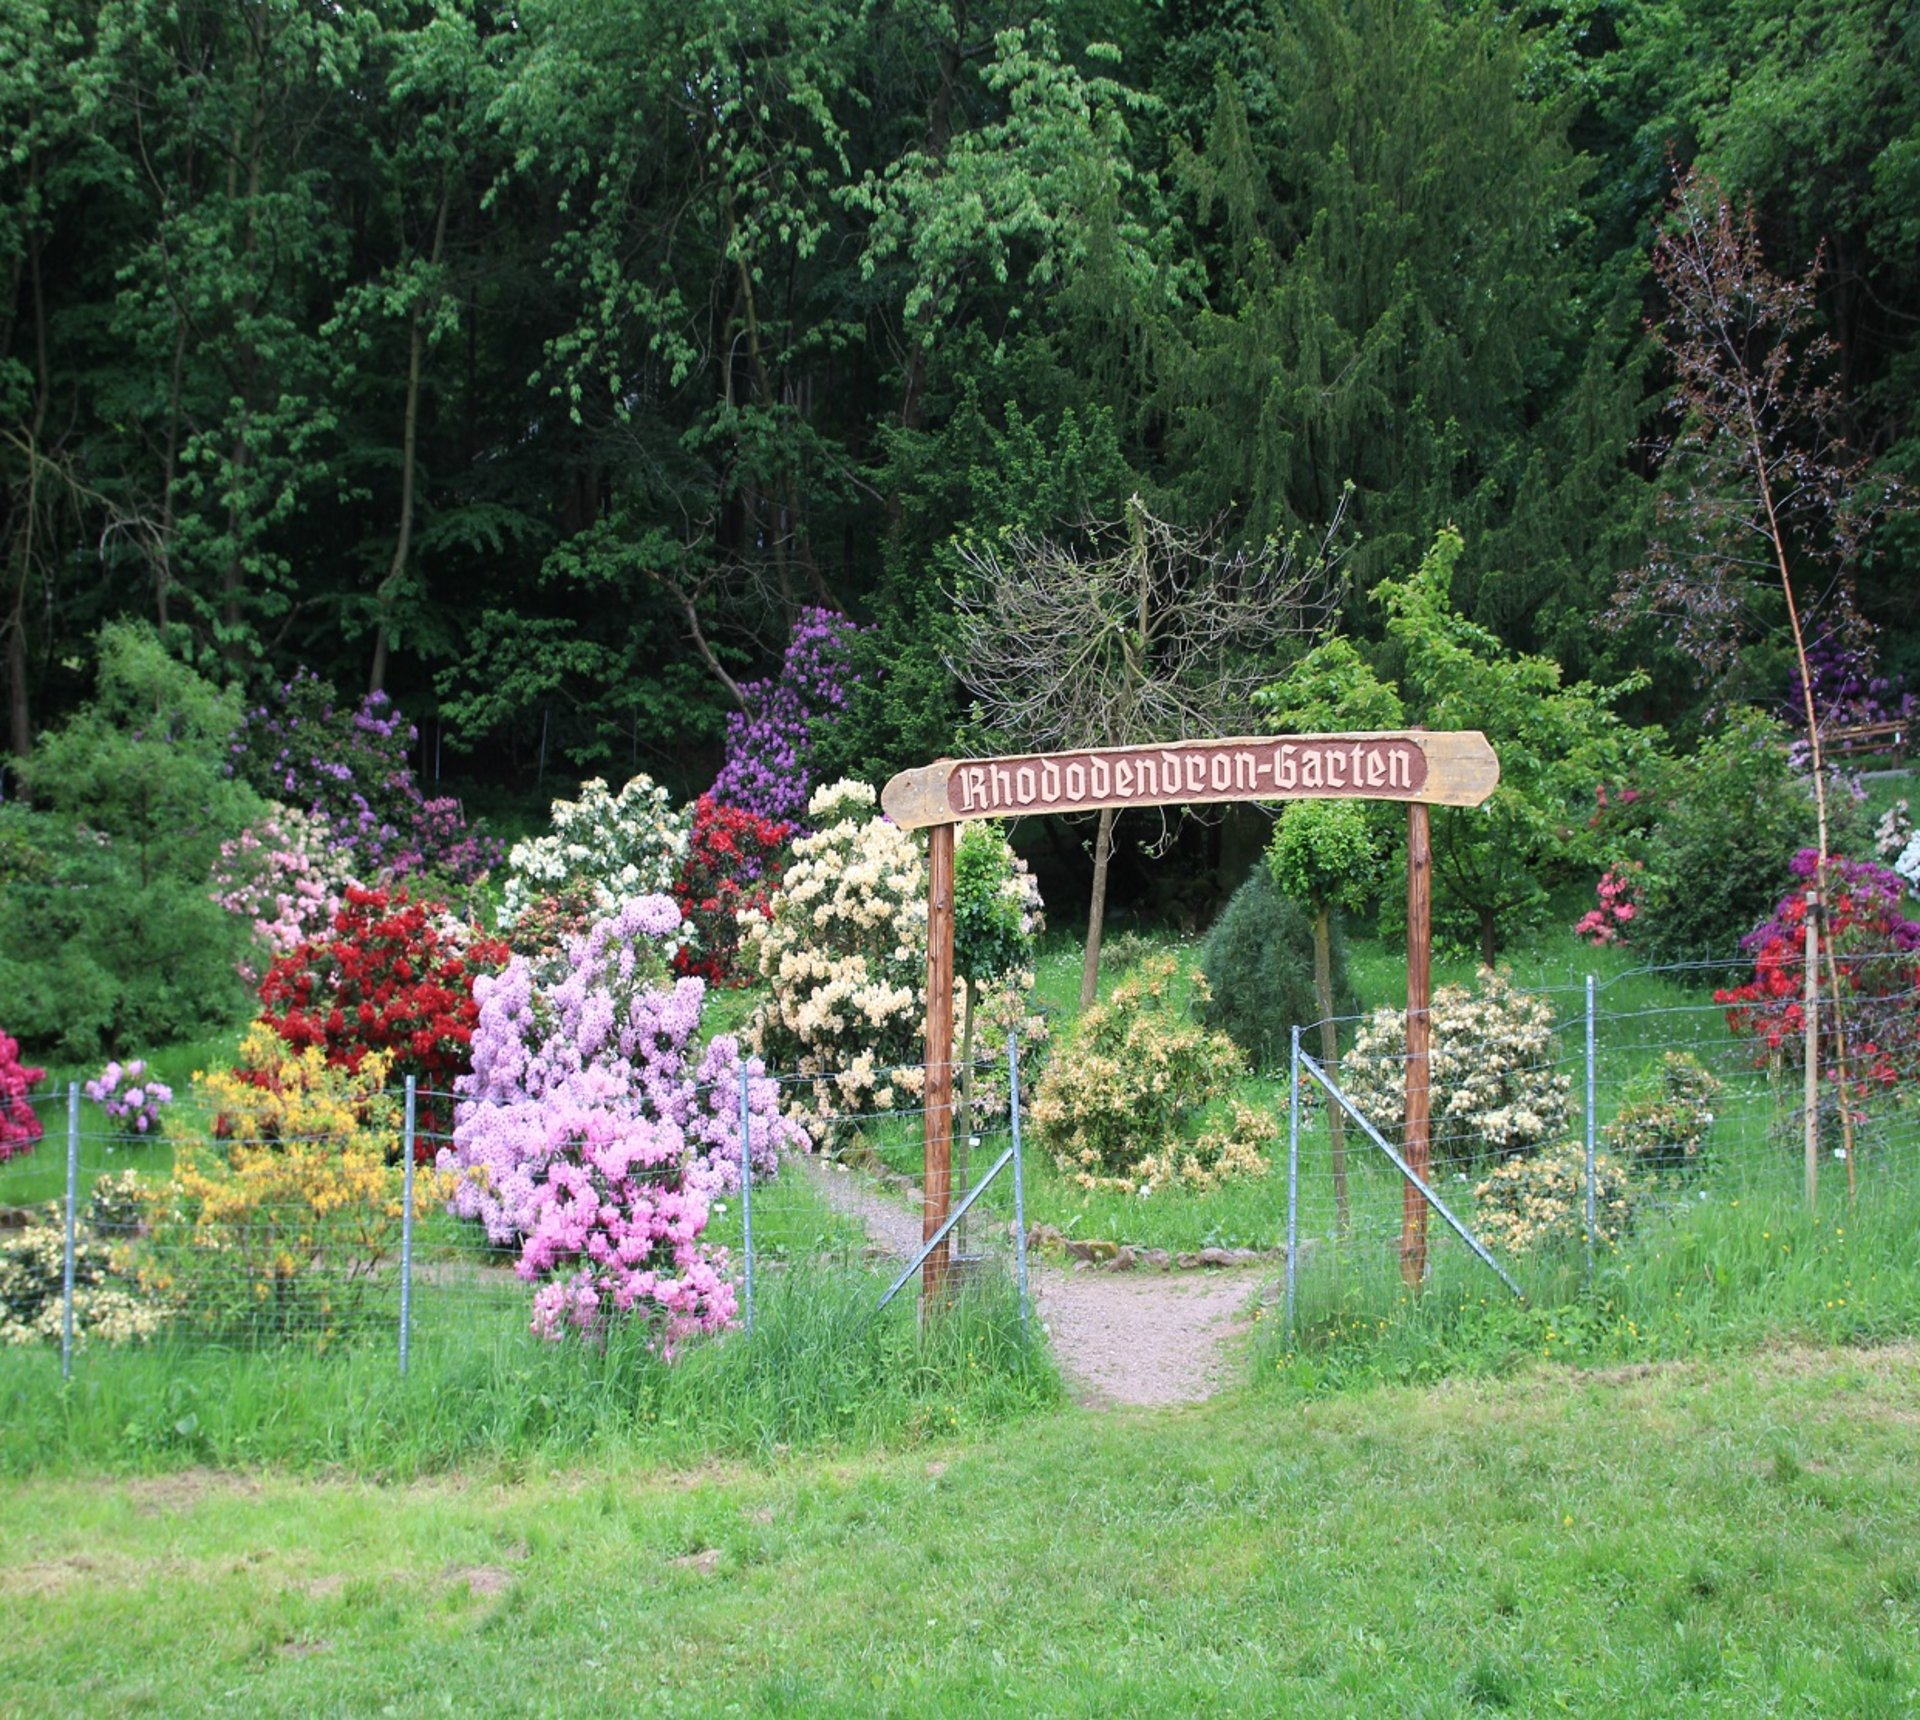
[4,0,1917,890]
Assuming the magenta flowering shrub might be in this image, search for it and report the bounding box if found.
[210,803,356,986]
[709,607,866,828]
[1574,865,1641,946]
[231,670,499,883]
[441,893,804,1349]
[83,1058,173,1135]
[0,1031,46,1163]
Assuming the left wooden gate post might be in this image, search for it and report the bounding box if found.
[923,820,956,1305]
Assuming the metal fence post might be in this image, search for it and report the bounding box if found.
[1286,1024,1301,1343]
[737,1062,755,1335]
[1008,1031,1030,1329]
[399,1077,416,1376]
[61,1082,79,1381]
[1584,974,1598,1286]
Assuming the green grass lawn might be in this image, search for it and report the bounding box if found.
[8,1343,1918,1716]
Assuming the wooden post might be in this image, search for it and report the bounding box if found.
[1402,801,1432,1287]
[923,821,956,1305]
[1804,887,1819,1210]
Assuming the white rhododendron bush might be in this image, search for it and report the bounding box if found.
[1339,968,1571,1166]
[500,774,690,927]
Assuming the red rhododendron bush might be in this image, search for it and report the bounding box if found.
[256,885,510,1147]
[1716,850,1920,1097]
[0,1031,46,1163]
[671,794,791,987]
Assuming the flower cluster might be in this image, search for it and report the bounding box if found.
[210,803,355,986]
[741,781,929,1131]
[1715,850,1920,1093]
[709,608,865,828]
[1473,1141,1636,1257]
[500,774,691,929]
[145,1028,438,1344]
[230,670,497,882]
[84,1059,173,1135]
[0,1173,164,1349]
[1340,969,1571,1166]
[442,894,802,1349]
[1574,864,1641,946]
[1031,955,1274,1195]
[0,1030,45,1164]
[671,794,791,987]
[1603,1052,1721,1173]
[256,884,510,1146]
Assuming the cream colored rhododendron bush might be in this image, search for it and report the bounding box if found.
[1339,968,1571,1166]
[742,781,1044,1138]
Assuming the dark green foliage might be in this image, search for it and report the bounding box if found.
[0,625,258,1058]
[1197,868,1351,1071]
[1636,711,1824,969]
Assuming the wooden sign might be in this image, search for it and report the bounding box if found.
[882,731,1497,828]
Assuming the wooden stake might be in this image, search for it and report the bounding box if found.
[1804,888,1819,1210]
[923,821,956,1306]
[1402,801,1432,1287]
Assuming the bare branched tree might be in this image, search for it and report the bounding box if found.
[950,492,1346,1006]
[1613,167,1908,1197]
[1610,168,1892,865]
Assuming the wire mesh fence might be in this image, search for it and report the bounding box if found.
[7,950,1919,1379]
[1282,955,1920,1335]
[0,1048,1034,1379]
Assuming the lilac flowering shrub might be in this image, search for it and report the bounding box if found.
[231,669,499,883]
[83,1059,173,1135]
[440,893,804,1349]
[710,608,866,829]
[499,775,691,930]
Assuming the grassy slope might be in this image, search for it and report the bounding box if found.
[10,1345,1919,1716]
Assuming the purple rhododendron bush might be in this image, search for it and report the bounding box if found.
[441,894,805,1349]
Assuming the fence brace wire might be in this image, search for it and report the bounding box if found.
[1297,1050,1526,1302]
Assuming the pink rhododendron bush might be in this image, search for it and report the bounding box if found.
[210,803,355,986]
[440,893,803,1348]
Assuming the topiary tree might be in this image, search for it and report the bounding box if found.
[1196,867,1344,1074]
[1266,799,1381,1233]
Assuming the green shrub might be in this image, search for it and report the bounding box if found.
[0,623,259,1059]
[1637,710,1825,968]
[1603,1052,1722,1173]
[1031,954,1276,1194]
[1197,867,1350,1071]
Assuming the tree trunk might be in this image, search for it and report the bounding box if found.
[1314,903,1348,1237]
[1478,907,1497,969]
[1079,804,1118,1009]
[6,609,28,767]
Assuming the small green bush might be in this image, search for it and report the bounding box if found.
[1197,867,1350,1071]
[1638,710,1826,968]
[1603,1052,1722,1173]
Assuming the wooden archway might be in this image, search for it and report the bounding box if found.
[883,731,1500,1302]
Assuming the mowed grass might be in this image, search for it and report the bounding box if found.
[8,1344,1920,1716]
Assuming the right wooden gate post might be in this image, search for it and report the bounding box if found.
[1402,800,1432,1287]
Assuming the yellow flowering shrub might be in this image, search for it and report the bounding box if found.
[145,1026,445,1345]
[1472,1141,1636,1257]
[1032,956,1276,1195]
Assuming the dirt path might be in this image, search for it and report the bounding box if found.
[801,1157,1273,1408]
